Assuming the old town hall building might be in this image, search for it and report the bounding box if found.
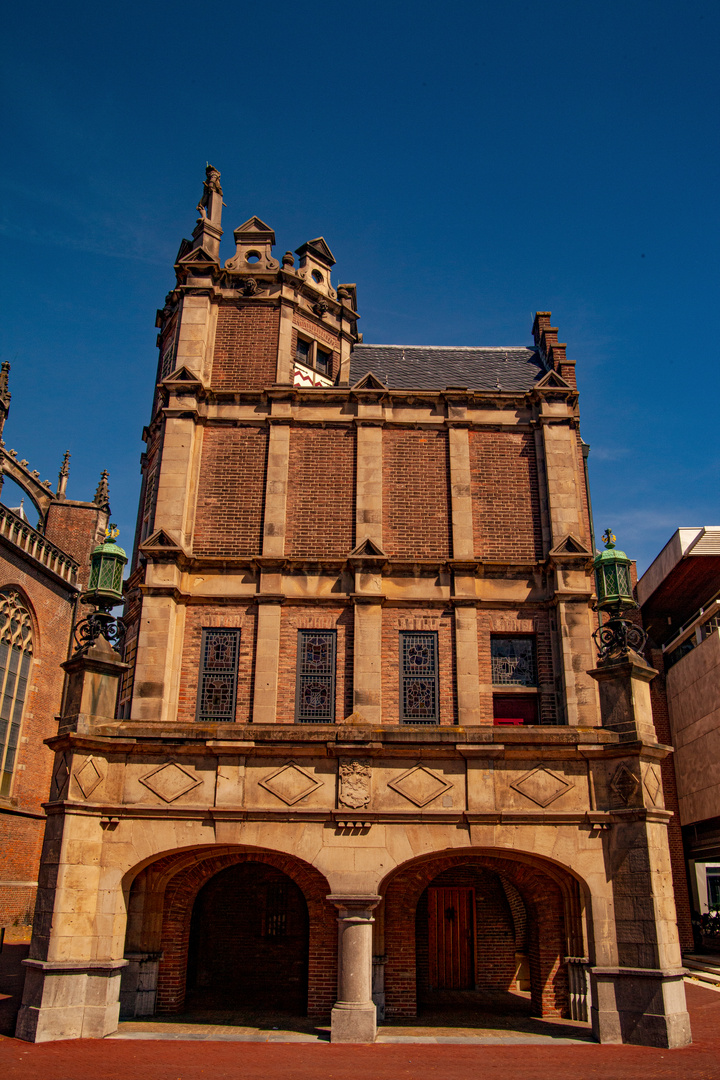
[17,167,691,1047]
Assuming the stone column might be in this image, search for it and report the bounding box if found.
[587,650,691,1048]
[329,896,380,1043]
[130,593,186,724]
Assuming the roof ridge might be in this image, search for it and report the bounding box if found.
[353,344,535,351]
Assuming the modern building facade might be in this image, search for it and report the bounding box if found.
[17,167,691,1047]
[0,366,110,933]
[638,527,720,925]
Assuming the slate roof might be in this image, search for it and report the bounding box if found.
[348,344,546,392]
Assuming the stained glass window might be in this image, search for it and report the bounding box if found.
[196,629,240,722]
[0,591,33,797]
[400,632,438,723]
[490,636,537,687]
[296,630,336,723]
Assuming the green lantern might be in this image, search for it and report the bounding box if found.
[86,525,127,609]
[593,529,635,613]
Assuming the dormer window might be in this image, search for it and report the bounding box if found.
[294,336,334,386]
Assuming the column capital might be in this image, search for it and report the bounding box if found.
[327,895,381,916]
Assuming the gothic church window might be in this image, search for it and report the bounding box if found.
[295,630,336,723]
[195,629,240,722]
[400,631,438,723]
[0,590,33,797]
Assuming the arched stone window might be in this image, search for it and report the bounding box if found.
[0,590,33,797]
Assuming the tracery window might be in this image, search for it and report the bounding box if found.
[195,629,240,722]
[0,591,34,797]
[400,631,438,723]
[490,636,537,687]
[295,630,336,723]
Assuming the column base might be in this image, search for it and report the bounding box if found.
[330,1002,377,1043]
[15,958,127,1043]
[590,967,691,1048]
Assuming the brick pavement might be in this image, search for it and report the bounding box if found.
[0,982,718,1079]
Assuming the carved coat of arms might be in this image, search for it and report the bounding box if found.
[339,759,371,809]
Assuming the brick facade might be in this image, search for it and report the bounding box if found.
[382,429,451,559]
[193,427,268,557]
[211,304,279,391]
[469,430,543,561]
[285,427,355,558]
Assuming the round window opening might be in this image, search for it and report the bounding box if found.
[247,252,261,264]
[311,270,323,284]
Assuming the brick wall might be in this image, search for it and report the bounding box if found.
[177,605,257,724]
[383,429,451,559]
[469,430,542,561]
[193,427,268,557]
[211,304,279,390]
[0,552,77,926]
[383,853,570,1018]
[44,502,103,590]
[152,849,336,1017]
[381,609,456,726]
[285,427,355,558]
[276,606,352,724]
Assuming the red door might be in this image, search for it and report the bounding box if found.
[427,887,475,989]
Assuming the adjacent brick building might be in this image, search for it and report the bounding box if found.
[0,368,110,933]
[17,167,691,1048]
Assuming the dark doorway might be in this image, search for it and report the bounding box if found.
[427,886,475,989]
[187,861,309,1013]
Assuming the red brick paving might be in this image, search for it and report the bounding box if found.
[0,983,717,1080]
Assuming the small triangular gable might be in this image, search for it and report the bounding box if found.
[235,216,275,236]
[549,533,593,557]
[140,529,184,553]
[351,371,387,391]
[162,366,203,387]
[296,237,336,266]
[535,369,572,390]
[178,245,217,265]
[349,537,387,558]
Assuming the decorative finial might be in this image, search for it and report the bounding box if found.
[56,450,71,499]
[105,523,120,542]
[0,361,11,438]
[282,251,295,269]
[602,528,616,549]
[94,469,110,509]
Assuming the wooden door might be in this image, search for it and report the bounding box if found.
[427,886,475,989]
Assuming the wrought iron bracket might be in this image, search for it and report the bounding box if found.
[73,610,125,655]
[592,616,647,663]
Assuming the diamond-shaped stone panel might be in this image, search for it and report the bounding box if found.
[259,762,322,806]
[611,763,640,805]
[388,764,452,808]
[139,762,202,803]
[74,757,103,800]
[643,765,662,806]
[511,767,573,808]
[52,753,70,799]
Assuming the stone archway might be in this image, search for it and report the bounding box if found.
[381,850,587,1020]
[123,846,336,1019]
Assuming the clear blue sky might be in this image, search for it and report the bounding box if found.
[1,0,718,573]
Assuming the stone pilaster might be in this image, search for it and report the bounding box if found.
[153,415,203,552]
[251,599,282,725]
[174,294,217,384]
[355,421,383,548]
[130,593,186,724]
[329,896,380,1043]
[262,415,291,558]
[447,425,474,560]
[352,600,383,725]
[454,602,482,726]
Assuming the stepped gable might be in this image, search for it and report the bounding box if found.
[348,344,546,391]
